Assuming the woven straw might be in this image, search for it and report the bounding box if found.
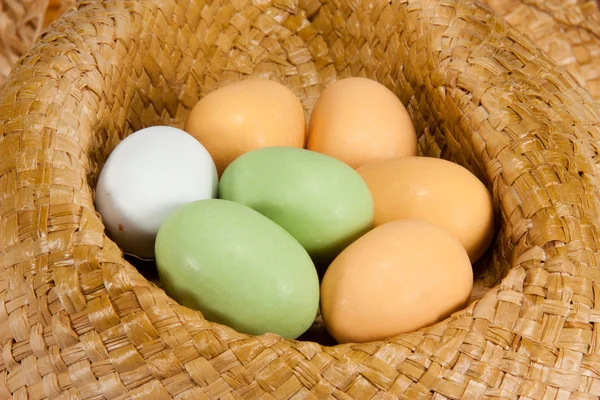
[1,0,600,398]
[0,0,48,86]
[0,0,75,86]
[481,0,600,102]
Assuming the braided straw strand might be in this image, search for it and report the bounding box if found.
[0,0,50,86]
[481,0,600,102]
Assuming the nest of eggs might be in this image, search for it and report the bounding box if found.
[1,0,599,398]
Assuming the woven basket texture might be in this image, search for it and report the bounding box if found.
[2,0,600,398]
[0,0,48,85]
[0,0,75,87]
[480,0,600,102]
[3,0,600,100]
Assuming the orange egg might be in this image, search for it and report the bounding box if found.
[184,79,306,175]
[307,77,416,169]
[320,219,473,344]
[356,156,494,263]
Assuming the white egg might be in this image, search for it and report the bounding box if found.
[95,126,218,259]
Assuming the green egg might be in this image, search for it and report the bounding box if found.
[155,199,319,339]
[219,147,374,266]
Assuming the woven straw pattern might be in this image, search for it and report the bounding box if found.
[0,0,75,87]
[0,0,48,86]
[481,0,600,101]
[1,0,600,398]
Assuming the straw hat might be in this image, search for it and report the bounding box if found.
[0,0,599,398]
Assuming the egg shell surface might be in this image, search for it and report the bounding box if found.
[320,219,473,344]
[155,199,320,340]
[356,156,494,263]
[307,77,417,169]
[184,79,306,175]
[95,126,218,259]
[218,146,374,266]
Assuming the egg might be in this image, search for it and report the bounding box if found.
[218,147,374,266]
[356,156,494,263]
[184,79,306,175]
[306,77,417,169]
[95,126,218,259]
[320,219,473,344]
[155,199,320,339]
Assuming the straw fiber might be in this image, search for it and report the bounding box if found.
[1,0,600,398]
[5,0,600,102]
[0,0,49,87]
[480,0,600,101]
[0,0,75,87]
